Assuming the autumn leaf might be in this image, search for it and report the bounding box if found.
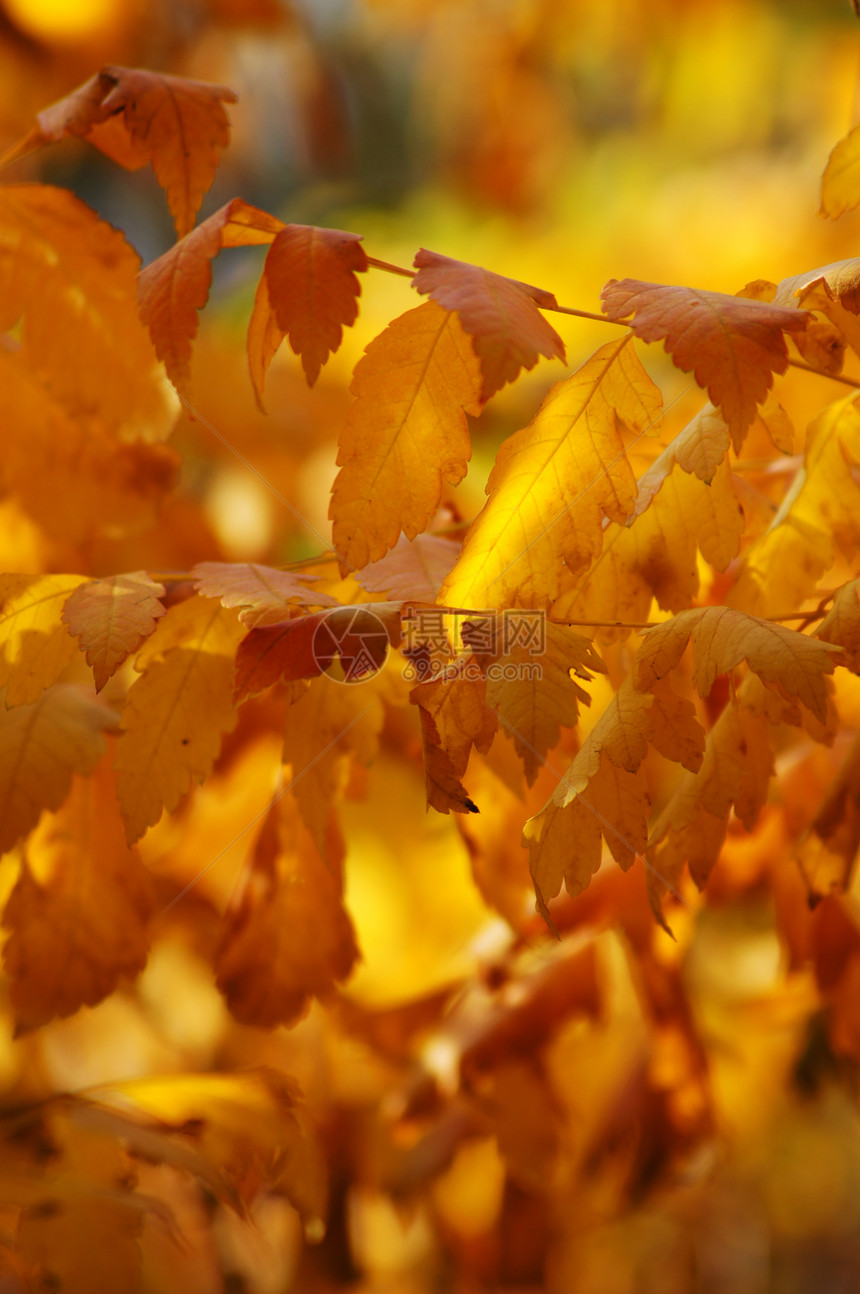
[3,67,238,236]
[114,596,245,843]
[411,659,498,813]
[821,123,860,220]
[0,186,177,441]
[356,533,461,603]
[330,301,483,572]
[487,622,606,784]
[441,335,662,610]
[281,674,385,862]
[554,452,742,624]
[601,278,808,439]
[3,756,152,1033]
[248,225,367,400]
[523,677,704,918]
[62,572,166,692]
[0,351,179,545]
[729,392,860,617]
[0,574,87,705]
[818,579,860,669]
[215,797,358,1027]
[88,1068,328,1223]
[796,733,860,905]
[138,198,285,389]
[233,602,402,703]
[775,259,860,365]
[633,606,841,724]
[193,559,337,628]
[411,248,565,401]
[0,684,118,854]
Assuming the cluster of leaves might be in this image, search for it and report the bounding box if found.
[5,61,860,1292]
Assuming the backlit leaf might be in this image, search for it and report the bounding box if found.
[601,278,808,438]
[634,606,841,723]
[411,248,565,400]
[440,336,662,609]
[62,572,166,692]
[114,597,245,842]
[330,301,483,572]
[0,684,118,853]
[821,123,860,219]
[0,574,87,705]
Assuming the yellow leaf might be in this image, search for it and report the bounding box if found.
[553,454,742,625]
[114,597,245,843]
[796,732,860,905]
[0,684,118,853]
[818,579,860,670]
[0,574,86,704]
[634,606,840,724]
[821,123,860,219]
[3,756,152,1033]
[330,301,483,573]
[215,797,358,1027]
[775,260,860,365]
[0,185,176,442]
[523,677,703,916]
[62,572,166,692]
[525,753,650,918]
[440,336,661,610]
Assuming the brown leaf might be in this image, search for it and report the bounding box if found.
[3,757,153,1033]
[215,798,358,1027]
[138,198,284,390]
[410,659,497,813]
[249,225,367,400]
[193,560,337,628]
[412,248,565,401]
[4,67,238,237]
[356,534,461,602]
[601,278,808,439]
[233,603,402,703]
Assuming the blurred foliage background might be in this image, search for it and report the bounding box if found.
[4,2,860,1292]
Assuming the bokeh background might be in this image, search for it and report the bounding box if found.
[4,3,860,1292]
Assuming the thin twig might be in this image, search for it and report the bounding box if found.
[787,358,860,388]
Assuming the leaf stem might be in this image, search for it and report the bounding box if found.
[787,358,860,388]
[549,304,625,324]
[365,256,414,278]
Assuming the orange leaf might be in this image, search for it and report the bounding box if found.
[215,798,358,1027]
[412,248,565,401]
[4,67,238,237]
[62,572,165,692]
[3,756,152,1033]
[234,603,402,703]
[193,560,337,628]
[601,278,808,438]
[330,301,483,572]
[138,198,285,389]
[634,606,841,724]
[356,534,461,602]
[0,684,118,853]
[410,659,497,814]
[249,225,367,400]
